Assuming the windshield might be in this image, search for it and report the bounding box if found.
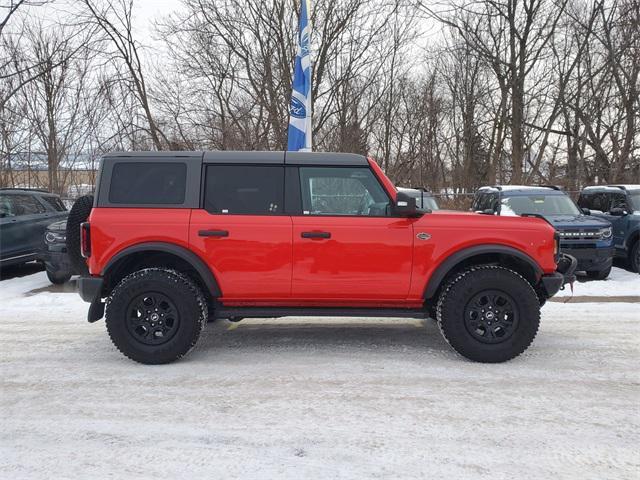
[629,192,640,211]
[501,194,580,216]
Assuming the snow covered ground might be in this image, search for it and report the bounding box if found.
[556,265,640,298]
[1,267,639,479]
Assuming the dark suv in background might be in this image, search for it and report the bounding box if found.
[472,186,614,279]
[578,185,640,272]
[0,188,68,273]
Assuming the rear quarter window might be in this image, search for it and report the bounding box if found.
[108,162,187,205]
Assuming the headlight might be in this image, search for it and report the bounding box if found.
[600,227,612,239]
[45,231,66,244]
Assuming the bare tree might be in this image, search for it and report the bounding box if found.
[79,0,166,150]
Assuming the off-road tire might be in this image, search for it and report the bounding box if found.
[436,265,540,363]
[66,195,94,275]
[630,241,639,273]
[586,265,612,280]
[46,269,71,285]
[105,268,207,364]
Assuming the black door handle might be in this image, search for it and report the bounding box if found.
[301,231,331,239]
[198,229,229,237]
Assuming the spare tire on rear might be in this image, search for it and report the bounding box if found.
[66,194,94,275]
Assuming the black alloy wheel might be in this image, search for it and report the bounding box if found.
[126,292,180,346]
[464,290,519,344]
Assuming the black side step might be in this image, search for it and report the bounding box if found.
[214,307,428,320]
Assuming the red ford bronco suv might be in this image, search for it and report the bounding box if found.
[75,151,575,364]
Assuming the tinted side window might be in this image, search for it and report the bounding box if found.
[471,193,482,211]
[204,165,284,215]
[2,194,47,216]
[41,195,66,211]
[299,167,390,216]
[109,162,187,205]
[579,193,609,213]
[0,194,14,217]
[610,193,629,211]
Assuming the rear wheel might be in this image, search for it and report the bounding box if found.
[436,266,540,363]
[105,268,207,364]
[586,265,612,280]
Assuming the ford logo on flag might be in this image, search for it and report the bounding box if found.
[301,33,310,55]
[290,97,306,119]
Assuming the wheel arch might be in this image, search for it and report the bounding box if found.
[102,242,222,299]
[423,244,543,300]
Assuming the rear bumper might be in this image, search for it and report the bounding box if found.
[540,254,577,298]
[78,276,103,303]
[561,245,614,271]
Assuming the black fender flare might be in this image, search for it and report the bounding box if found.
[103,242,222,297]
[423,244,543,299]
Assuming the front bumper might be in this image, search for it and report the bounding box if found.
[540,254,577,298]
[560,245,614,272]
[43,246,73,275]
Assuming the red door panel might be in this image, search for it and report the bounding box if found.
[291,216,414,304]
[189,210,293,301]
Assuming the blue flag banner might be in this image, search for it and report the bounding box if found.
[287,0,312,151]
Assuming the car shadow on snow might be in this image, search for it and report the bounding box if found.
[24,278,78,296]
[192,318,455,358]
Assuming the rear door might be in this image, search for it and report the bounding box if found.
[189,160,293,302]
[290,165,414,303]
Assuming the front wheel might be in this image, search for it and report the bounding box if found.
[46,269,71,284]
[630,241,639,273]
[436,266,540,363]
[105,268,207,364]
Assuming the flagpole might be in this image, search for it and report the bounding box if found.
[287,0,312,152]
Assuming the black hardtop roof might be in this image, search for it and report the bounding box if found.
[102,150,369,166]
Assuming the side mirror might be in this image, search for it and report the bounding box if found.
[394,191,421,217]
[609,207,627,216]
[581,208,591,215]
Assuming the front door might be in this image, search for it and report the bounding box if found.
[290,165,414,304]
[189,164,292,302]
[606,193,632,249]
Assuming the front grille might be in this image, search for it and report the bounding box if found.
[560,242,597,249]
[558,229,602,240]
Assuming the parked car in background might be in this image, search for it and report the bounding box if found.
[43,219,74,284]
[0,188,68,269]
[578,185,640,272]
[397,187,439,211]
[472,186,614,279]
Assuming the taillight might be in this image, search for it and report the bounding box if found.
[553,232,560,263]
[81,222,91,258]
